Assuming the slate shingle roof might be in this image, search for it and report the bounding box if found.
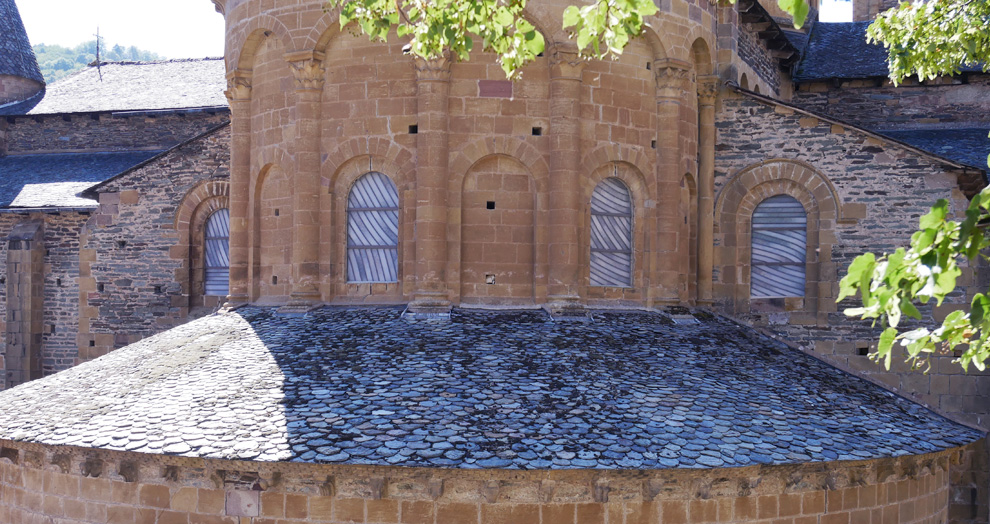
[0,58,227,115]
[0,0,44,84]
[0,151,162,208]
[881,128,990,170]
[0,306,979,469]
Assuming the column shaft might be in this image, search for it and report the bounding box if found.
[224,73,251,305]
[697,76,719,305]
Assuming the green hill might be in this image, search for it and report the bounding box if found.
[33,41,163,84]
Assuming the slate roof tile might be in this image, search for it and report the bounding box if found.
[0,0,44,84]
[0,58,227,115]
[0,306,980,468]
[0,151,162,208]
[880,128,990,170]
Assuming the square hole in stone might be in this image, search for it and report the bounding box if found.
[486,201,495,210]
[532,127,542,136]
[485,274,496,284]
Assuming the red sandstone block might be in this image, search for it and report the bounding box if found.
[689,499,716,521]
[335,497,365,523]
[159,510,191,524]
[198,489,225,515]
[140,483,172,508]
[309,495,334,519]
[802,492,824,514]
[261,492,286,517]
[820,511,850,524]
[481,504,539,524]
[437,502,479,524]
[368,498,399,523]
[659,501,686,524]
[542,504,574,524]
[285,494,309,519]
[189,514,238,524]
[400,500,435,524]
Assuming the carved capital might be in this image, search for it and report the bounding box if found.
[549,44,585,80]
[697,75,720,106]
[224,70,252,102]
[654,59,692,99]
[211,0,225,15]
[414,54,452,81]
[289,59,326,91]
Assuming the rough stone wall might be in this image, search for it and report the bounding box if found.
[78,125,230,362]
[0,437,969,524]
[792,75,990,131]
[0,212,89,389]
[853,0,899,22]
[736,27,781,95]
[0,74,42,105]
[714,94,990,522]
[4,110,229,154]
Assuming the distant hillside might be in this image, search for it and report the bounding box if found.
[33,41,163,84]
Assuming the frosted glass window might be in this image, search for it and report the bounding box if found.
[347,172,399,283]
[204,208,230,296]
[751,195,807,298]
[590,178,633,287]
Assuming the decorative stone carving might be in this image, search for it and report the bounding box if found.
[697,75,720,106]
[289,59,326,91]
[211,0,225,15]
[413,54,452,81]
[549,44,585,80]
[654,59,693,99]
[224,71,252,102]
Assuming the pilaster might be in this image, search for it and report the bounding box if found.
[409,55,453,314]
[547,45,586,313]
[696,75,720,306]
[224,70,252,306]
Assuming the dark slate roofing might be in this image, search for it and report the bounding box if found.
[0,306,979,468]
[0,151,162,208]
[0,0,44,84]
[794,22,985,82]
[0,58,227,115]
[880,129,990,170]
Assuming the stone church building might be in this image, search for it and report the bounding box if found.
[0,0,988,522]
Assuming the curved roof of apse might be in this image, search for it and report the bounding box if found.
[0,306,980,468]
[0,0,44,84]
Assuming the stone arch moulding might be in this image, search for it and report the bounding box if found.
[172,180,230,310]
[447,137,551,304]
[323,151,414,303]
[581,160,653,304]
[714,159,844,322]
[230,21,294,74]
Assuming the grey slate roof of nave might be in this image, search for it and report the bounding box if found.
[0,58,228,115]
[0,306,980,469]
[793,21,984,82]
[0,151,163,209]
[879,128,990,171]
[0,0,44,84]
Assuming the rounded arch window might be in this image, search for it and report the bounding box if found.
[347,172,399,283]
[204,208,230,296]
[751,194,807,298]
[590,177,633,287]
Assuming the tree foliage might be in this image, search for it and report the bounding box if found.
[34,41,162,84]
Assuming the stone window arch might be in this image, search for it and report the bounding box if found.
[346,172,399,283]
[173,180,229,311]
[750,195,807,299]
[204,208,230,297]
[590,177,634,288]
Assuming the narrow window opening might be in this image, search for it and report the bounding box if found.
[646,62,652,70]
[651,140,657,149]
[116,240,127,248]
[97,283,105,292]
[272,275,278,285]
[89,340,95,347]
[274,208,279,217]
[204,208,231,296]
[56,278,62,287]
[154,285,163,294]
[532,127,542,136]
[590,177,633,288]
[857,347,870,356]
[408,124,418,134]
[486,201,496,210]
[751,194,807,298]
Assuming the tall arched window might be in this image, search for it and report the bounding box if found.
[751,195,807,297]
[204,208,230,296]
[347,172,399,283]
[590,177,633,287]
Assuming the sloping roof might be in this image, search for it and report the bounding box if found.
[794,22,984,82]
[0,0,44,84]
[0,58,227,115]
[880,129,990,171]
[0,151,162,209]
[0,306,979,468]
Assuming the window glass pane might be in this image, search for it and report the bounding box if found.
[205,208,230,296]
[590,178,633,287]
[347,173,399,283]
[751,195,807,298]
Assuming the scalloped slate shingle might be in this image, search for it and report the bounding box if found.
[0,58,227,115]
[0,0,44,84]
[0,306,980,469]
[0,151,162,208]
[881,128,990,171]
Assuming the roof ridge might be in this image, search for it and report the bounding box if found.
[89,57,224,67]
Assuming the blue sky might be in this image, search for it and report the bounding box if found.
[17,0,851,60]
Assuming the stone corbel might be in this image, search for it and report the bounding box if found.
[224,69,252,102]
[697,75,721,106]
[286,51,327,92]
[653,58,693,100]
[413,53,453,82]
[549,44,586,80]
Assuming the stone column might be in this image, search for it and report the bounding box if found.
[696,75,719,306]
[285,54,326,310]
[547,45,586,312]
[653,59,693,305]
[409,56,453,314]
[224,70,252,306]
